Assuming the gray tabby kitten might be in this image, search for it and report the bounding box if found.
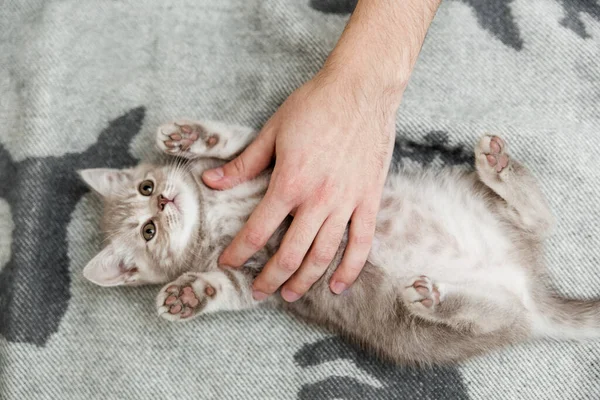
[79,120,600,365]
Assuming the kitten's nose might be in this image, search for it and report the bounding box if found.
[158,194,171,211]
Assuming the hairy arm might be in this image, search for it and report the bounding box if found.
[328,0,441,107]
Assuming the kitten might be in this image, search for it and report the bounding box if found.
[79,120,600,365]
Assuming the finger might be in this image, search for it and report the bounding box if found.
[202,127,275,190]
[252,207,329,300]
[281,210,350,302]
[329,202,378,294]
[218,191,291,268]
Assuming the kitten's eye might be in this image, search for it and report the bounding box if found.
[142,221,156,241]
[138,180,154,196]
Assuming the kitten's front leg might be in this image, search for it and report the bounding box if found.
[156,269,259,322]
[156,120,257,161]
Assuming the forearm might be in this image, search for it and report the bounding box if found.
[322,0,441,111]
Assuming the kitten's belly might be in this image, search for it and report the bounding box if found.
[370,169,529,298]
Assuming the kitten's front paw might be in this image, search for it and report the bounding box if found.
[403,276,441,312]
[156,120,218,158]
[156,272,217,321]
[476,135,510,174]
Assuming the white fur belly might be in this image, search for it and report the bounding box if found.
[369,169,532,303]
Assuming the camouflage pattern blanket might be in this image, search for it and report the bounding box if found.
[1,0,599,398]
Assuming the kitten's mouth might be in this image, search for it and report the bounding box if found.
[158,194,181,213]
[159,194,181,213]
[170,195,181,212]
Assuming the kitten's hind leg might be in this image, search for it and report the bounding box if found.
[156,269,259,322]
[475,135,554,236]
[402,275,525,334]
[156,120,257,161]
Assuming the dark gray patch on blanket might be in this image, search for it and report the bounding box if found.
[309,0,600,49]
[391,130,473,170]
[308,0,524,50]
[558,0,600,39]
[295,337,468,399]
[0,107,144,346]
[309,0,357,14]
[458,0,523,50]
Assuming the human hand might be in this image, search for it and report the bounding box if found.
[202,66,400,302]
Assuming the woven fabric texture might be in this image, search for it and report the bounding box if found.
[1,1,599,399]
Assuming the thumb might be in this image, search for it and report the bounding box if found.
[202,129,275,190]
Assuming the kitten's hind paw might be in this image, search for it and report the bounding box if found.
[476,135,510,174]
[156,272,217,321]
[403,276,441,311]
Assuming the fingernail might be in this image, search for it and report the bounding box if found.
[281,288,301,303]
[203,167,224,181]
[331,282,347,295]
[252,290,268,301]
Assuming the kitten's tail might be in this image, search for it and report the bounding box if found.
[532,293,600,340]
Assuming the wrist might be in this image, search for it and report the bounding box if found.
[318,56,405,120]
[325,35,410,91]
[319,13,410,115]
[316,0,441,118]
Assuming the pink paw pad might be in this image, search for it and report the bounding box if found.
[159,276,218,320]
[162,123,205,153]
[484,136,509,173]
[180,286,200,308]
[169,303,182,314]
[162,283,203,318]
[412,276,440,308]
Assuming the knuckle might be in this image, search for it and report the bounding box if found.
[330,219,350,235]
[260,276,284,294]
[312,180,337,206]
[302,267,327,286]
[290,219,313,244]
[358,212,378,232]
[253,274,277,294]
[312,246,337,266]
[253,281,273,295]
[341,261,366,278]
[277,251,303,273]
[279,180,301,203]
[286,276,308,291]
[264,285,280,295]
[244,228,266,251]
[351,233,373,247]
[288,281,312,296]
[288,274,319,295]
[232,156,247,175]
[273,170,306,203]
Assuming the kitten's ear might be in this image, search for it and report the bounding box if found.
[83,245,138,287]
[78,168,130,197]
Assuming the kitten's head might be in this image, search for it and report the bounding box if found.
[79,163,200,287]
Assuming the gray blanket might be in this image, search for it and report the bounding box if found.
[1,1,600,399]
